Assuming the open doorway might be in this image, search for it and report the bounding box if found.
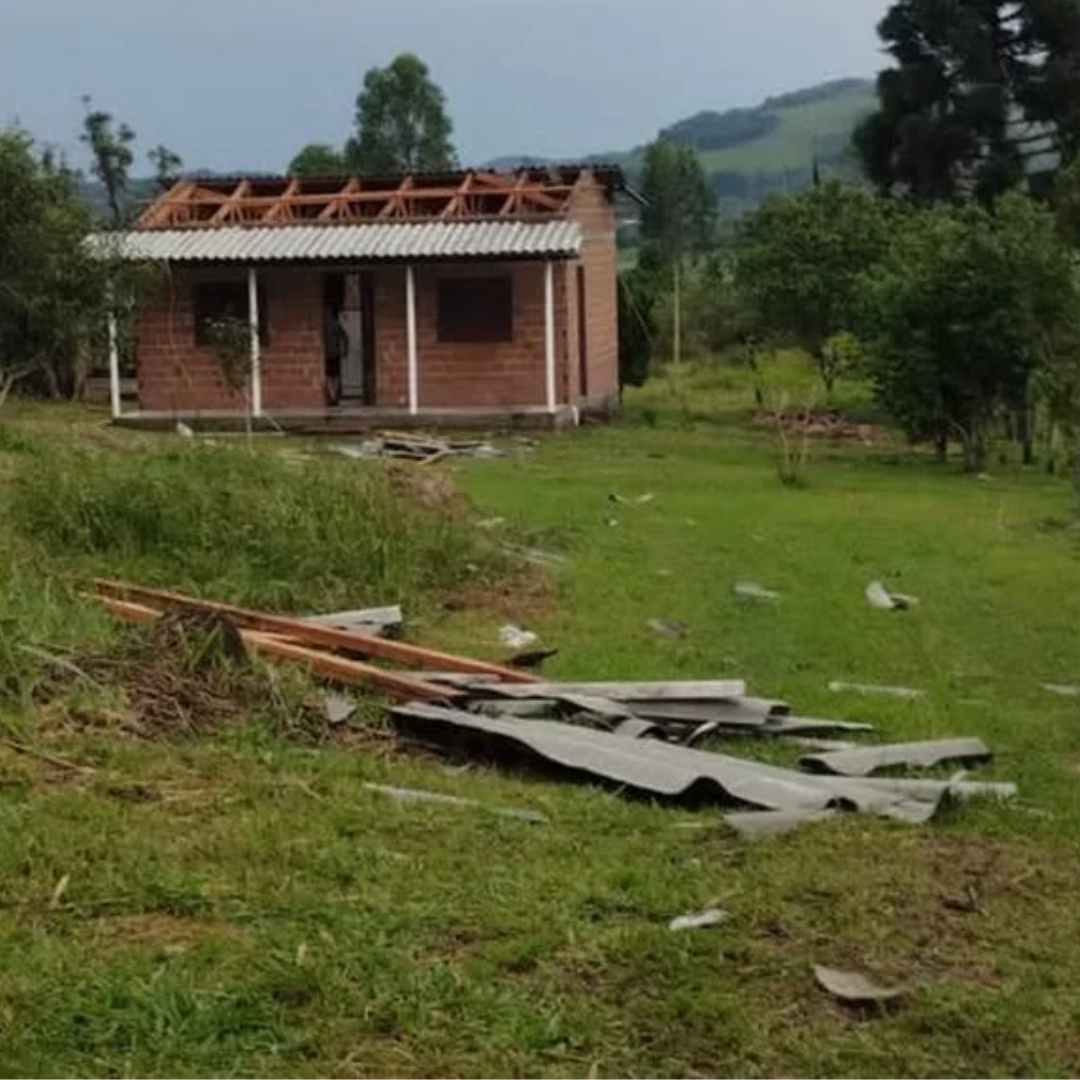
[323,272,375,405]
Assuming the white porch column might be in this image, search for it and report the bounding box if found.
[107,307,121,419]
[405,264,419,415]
[544,260,556,413]
[247,266,263,418]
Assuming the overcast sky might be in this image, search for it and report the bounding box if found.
[0,0,892,173]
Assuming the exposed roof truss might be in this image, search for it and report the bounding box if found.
[138,167,610,229]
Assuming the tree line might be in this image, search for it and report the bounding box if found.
[622,0,1080,481]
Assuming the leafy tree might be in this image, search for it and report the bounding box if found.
[346,54,456,174]
[0,128,110,406]
[639,138,717,362]
[735,179,890,395]
[148,144,184,193]
[857,192,1077,471]
[856,0,1080,204]
[80,97,136,226]
[288,143,350,177]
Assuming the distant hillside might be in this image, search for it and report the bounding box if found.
[490,77,878,213]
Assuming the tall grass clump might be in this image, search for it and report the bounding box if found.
[8,443,506,613]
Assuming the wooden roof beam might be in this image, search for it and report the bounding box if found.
[262,178,301,223]
[209,179,252,224]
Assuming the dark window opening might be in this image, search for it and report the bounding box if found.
[193,281,269,346]
[437,276,512,343]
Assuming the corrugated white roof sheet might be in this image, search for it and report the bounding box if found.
[94,220,583,263]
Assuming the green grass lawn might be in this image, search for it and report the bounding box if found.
[2,382,1080,1078]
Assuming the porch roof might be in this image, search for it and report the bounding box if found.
[92,218,583,264]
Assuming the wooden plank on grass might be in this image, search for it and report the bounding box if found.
[95,596,461,703]
[93,579,538,684]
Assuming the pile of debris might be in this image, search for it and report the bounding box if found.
[89,580,1015,837]
[330,431,512,464]
[753,410,879,444]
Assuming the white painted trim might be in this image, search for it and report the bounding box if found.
[544,261,556,413]
[247,266,262,417]
[107,308,121,419]
[406,264,419,415]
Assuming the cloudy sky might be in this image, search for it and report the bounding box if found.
[0,0,891,173]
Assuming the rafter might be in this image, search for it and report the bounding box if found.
[137,168,592,228]
[208,179,252,224]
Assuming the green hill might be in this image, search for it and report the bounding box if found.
[619,78,877,210]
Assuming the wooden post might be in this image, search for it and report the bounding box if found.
[247,266,262,417]
[107,308,121,419]
[406,265,418,415]
[544,261,556,413]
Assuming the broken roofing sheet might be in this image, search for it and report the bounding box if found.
[388,703,1015,826]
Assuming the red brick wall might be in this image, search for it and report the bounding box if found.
[135,266,325,413]
[371,261,567,409]
[567,174,620,407]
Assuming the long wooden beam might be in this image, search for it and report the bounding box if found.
[93,580,540,684]
[96,596,462,702]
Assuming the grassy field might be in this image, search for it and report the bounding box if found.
[1,377,1080,1078]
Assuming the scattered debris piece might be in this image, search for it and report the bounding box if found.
[669,908,727,932]
[362,783,547,824]
[828,681,927,700]
[499,624,538,651]
[813,965,908,1007]
[176,421,195,438]
[1043,683,1080,697]
[475,517,507,530]
[304,604,404,637]
[752,411,880,444]
[498,543,568,567]
[725,809,838,838]
[734,581,781,602]
[506,648,559,671]
[800,737,991,778]
[648,618,688,640]
[330,432,512,462]
[610,493,656,505]
[866,580,918,611]
[783,737,861,753]
[324,693,357,726]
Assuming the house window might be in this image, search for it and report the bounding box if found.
[436,276,513,343]
[193,281,269,346]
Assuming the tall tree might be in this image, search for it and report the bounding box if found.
[735,179,891,395]
[288,143,350,177]
[854,0,1027,205]
[79,96,136,226]
[346,54,456,174]
[639,138,717,362]
[148,144,184,193]
[856,192,1077,470]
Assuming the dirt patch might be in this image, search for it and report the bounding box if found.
[92,912,246,955]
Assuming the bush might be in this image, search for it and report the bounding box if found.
[7,443,505,613]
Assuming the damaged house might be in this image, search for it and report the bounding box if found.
[99,166,637,428]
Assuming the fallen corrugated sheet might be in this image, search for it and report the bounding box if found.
[386,702,1004,822]
[800,737,991,778]
[466,679,747,702]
